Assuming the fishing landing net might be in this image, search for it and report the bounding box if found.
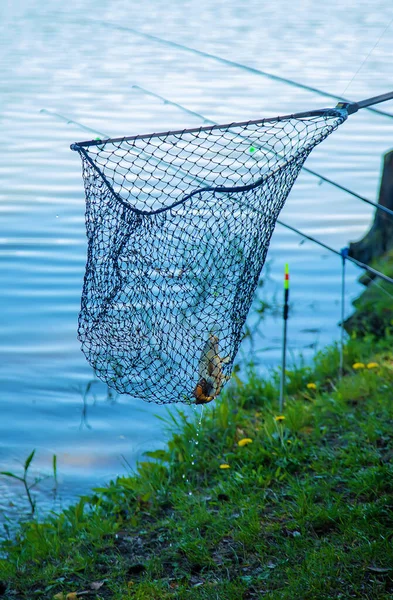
[71,107,347,404]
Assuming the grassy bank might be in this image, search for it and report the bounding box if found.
[1,329,393,599]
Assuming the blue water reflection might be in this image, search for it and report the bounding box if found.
[1,0,392,519]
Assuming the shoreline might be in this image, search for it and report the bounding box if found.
[1,275,393,597]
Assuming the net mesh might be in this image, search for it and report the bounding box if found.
[72,108,347,404]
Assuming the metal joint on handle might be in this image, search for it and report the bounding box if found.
[337,90,393,116]
[336,101,359,115]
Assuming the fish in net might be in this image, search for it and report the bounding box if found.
[71,106,347,404]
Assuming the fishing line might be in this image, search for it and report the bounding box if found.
[341,16,393,98]
[360,272,393,300]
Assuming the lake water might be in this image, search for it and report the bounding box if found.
[1,0,393,522]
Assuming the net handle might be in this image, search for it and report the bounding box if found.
[336,90,393,115]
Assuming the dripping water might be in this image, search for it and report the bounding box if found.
[182,404,204,496]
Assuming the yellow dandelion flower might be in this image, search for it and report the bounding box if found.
[352,362,365,369]
[219,464,230,469]
[367,362,379,369]
[306,382,317,390]
[238,438,253,447]
[274,415,285,422]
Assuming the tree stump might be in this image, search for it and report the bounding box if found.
[345,149,393,335]
[349,149,393,264]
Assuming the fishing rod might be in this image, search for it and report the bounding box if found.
[42,109,205,191]
[277,219,393,285]
[40,109,108,138]
[132,84,393,220]
[92,20,393,121]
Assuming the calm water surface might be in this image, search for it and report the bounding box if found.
[1,0,393,521]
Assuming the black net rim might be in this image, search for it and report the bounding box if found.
[70,106,346,149]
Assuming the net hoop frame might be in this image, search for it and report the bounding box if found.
[71,106,347,216]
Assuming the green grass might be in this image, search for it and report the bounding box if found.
[1,330,393,599]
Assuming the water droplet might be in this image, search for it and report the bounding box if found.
[56,215,59,218]
[191,461,195,465]
[182,474,185,478]
[195,441,198,445]
[188,491,192,496]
